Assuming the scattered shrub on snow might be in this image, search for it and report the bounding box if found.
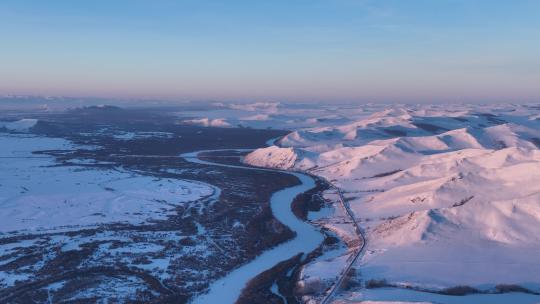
[365,278,389,289]
[440,285,480,296]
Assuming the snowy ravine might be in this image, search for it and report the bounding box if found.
[181,150,324,304]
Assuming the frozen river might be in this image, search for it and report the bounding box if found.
[182,150,324,304]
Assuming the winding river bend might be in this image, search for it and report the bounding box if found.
[182,150,325,304]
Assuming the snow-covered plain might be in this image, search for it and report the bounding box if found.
[0,129,226,296]
[0,134,214,234]
[242,103,540,303]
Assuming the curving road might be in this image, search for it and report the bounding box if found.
[319,181,366,304]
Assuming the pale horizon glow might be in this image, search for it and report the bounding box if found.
[1,0,539,103]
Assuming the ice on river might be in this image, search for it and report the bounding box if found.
[183,151,324,304]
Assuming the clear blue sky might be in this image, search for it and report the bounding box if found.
[1,0,539,103]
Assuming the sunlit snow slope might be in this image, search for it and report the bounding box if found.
[245,103,540,295]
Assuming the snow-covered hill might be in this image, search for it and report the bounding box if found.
[181,117,232,127]
[0,119,38,132]
[244,103,540,302]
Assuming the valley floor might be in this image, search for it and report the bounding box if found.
[0,107,306,303]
